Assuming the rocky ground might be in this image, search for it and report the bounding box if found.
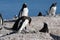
[0,16,60,40]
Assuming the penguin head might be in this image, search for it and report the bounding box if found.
[52,2,57,7]
[22,3,27,8]
[44,22,48,27]
[38,12,42,16]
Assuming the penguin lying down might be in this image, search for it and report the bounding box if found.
[1,16,31,37]
[39,22,49,33]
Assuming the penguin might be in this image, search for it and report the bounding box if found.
[0,13,3,25]
[38,12,42,16]
[0,14,3,30]
[18,3,28,18]
[39,22,49,33]
[18,3,29,31]
[4,16,32,33]
[48,2,57,16]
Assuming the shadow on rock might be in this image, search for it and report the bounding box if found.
[50,33,60,40]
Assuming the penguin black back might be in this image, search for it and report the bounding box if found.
[21,3,27,11]
[39,22,49,33]
[38,12,42,16]
[50,2,57,10]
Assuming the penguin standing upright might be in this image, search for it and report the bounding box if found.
[0,14,3,25]
[18,3,28,18]
[39,22,49,33]
[0,14,3,30]
[18,3,29,31]
[48,2,57,16]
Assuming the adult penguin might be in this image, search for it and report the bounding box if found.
[18,3,28,18]
[38,12,42,16]
[48,2,57,16]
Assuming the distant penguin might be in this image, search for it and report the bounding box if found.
[48,2,57,16]
[38,12,42,16]
[0,14,3,25]
[18,3,28,18]
[4,16,32,33]
[39,22,49,33]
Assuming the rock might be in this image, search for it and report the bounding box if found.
[0,16,60,40]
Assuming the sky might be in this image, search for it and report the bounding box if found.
[0,0,60,19]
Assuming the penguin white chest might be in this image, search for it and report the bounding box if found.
[19,19,29,32]
[49,6,56,15]
[51,7,56,12]
[22,8,28,16]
